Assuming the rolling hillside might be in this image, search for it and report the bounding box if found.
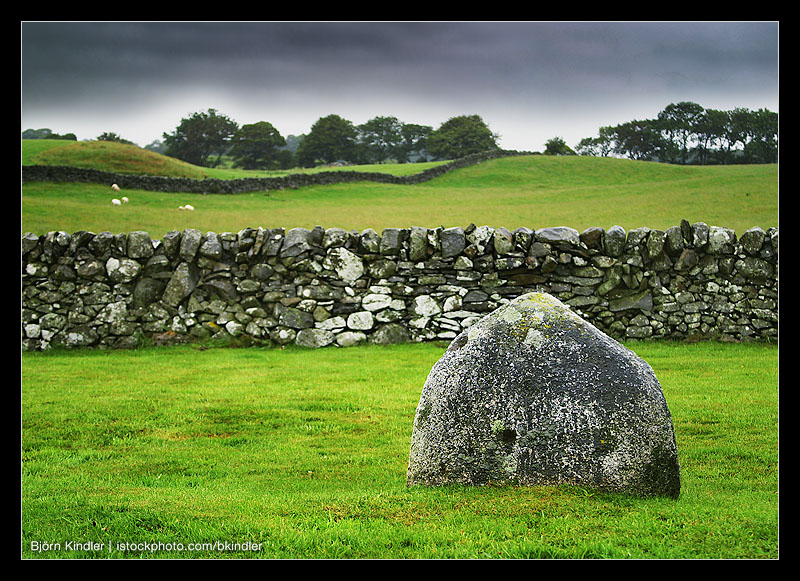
[21,140,778,238]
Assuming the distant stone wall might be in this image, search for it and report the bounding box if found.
[21,150,531,193]
[21,220,778,351]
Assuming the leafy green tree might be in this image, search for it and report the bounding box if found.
[727,107,754,152]
[741,108,778,163]
[578,103,777,165]
[358,116,403,163]
[543,137,576,155]
[397,123,433,162]
[228,121,287,170]
[97,132,134,145]
[22,128,76,140]
[612,120,665,161]
[575,137,597,156]
[427,114,499,160]
[295,114,359,167]
[22,128,51,139]
[163,108,239,168]
[273,149,296,170]
[693,107,776,164]
[692,108,730,164]
[576,126,615,157]
[709,108,746,164]
[657,101,706,164]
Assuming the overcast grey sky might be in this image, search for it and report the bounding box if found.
[20,21,779,152]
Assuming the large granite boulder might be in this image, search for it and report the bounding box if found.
[406,292,680,498]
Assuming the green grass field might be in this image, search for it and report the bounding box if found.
[21,140,778,237]
[20,341,778,559]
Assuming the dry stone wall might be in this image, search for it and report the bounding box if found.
[21,150,529,193]
[21,220,777,351]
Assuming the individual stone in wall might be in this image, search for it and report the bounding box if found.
[739,226,766,256]
[408,226,429,262]
[407,292,681,498]
[322,227,349,249]
[324,247,365,283]
[281,228,315,258]
[296,328,335,348]
[359,228,381,254]
[380,228,407,256]
[440,227,466,258]
[493,227,515,255]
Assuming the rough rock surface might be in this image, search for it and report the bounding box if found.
[406,292,681,498]
[22,220,778,351]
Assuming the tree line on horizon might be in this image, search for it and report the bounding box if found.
[23,101,777,170]
[23,112,499,169]
[574,101,778,165]
[153,110,501,170]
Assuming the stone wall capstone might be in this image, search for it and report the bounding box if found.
[21,220,778,351]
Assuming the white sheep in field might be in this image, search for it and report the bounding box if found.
[179,204,195,211]
[111,184,120,192]
[121,196,129,204]
[112,198,122,206]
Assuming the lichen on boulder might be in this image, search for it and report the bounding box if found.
[406,292,681,498]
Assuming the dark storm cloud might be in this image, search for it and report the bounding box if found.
[22,22,437,82]
[23,21,776,91]
[21,21,778,150]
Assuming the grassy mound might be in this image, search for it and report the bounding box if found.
[22,140,212,179]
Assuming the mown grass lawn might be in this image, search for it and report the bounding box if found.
[20,341,779,559]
